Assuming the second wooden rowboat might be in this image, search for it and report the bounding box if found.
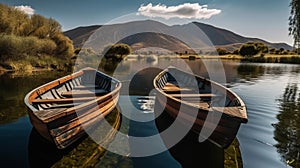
[24,67,121,149]
[153,67,247,148]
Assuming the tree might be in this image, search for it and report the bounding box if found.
[104,43,131,60]
[239,43,258,56]
[255,42,269,53]
[269,48,276,54]
[114,44,131,58]
[233,49,239,55]
[239,42,269,56]
[289,0,300,49]
[216,48,228,55]
[51,33,74,58]
[280,48,285,54]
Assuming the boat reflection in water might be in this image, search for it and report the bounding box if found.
[28,108,121,168]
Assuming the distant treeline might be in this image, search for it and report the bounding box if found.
[241,56,300,64]
[217,42,299,57]
[0,3,74,70]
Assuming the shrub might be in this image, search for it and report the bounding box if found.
[217,48,228,55]
[38,39,57,55]
[233,49,239,55]
[104,43,131,60]
[269,48,276,54]
[239,43,258,56]
[239,42,269,57]
[0,34,24,60]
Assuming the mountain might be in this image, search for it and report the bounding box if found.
[64,20,293,52]
[64,25,101,49]
[191,22,293,51]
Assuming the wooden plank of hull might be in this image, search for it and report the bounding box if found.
[53,97,117,149]
[33,92,115,124]
[28,109,53,143]
[156,95,240,148]
[49,95,117,137]
[27,93,119,149]
[157,93,241,129]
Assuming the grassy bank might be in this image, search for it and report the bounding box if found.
[0,55,73,72]
[240,54,300,64]
[178,54,300,64]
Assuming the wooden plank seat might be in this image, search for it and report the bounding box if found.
[198,102,210,109]
[47,103,82,109]
[169,93,217,98]
[163,83,192,92]
[73,85,101,90]
[32,97,96,104]
[165,83,177,87]
[61,89,107,97]
[163,87,192,92]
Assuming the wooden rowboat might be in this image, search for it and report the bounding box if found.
[153,67,247,148]
[24,67,121,149]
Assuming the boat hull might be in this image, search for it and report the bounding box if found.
[155,91,241,148]
[153,67,247,148]
[25,68,121,149]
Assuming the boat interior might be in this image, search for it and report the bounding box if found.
[155,68,243,109]
[29,69,120,111]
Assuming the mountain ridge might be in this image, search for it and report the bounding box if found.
[64,21,293,52]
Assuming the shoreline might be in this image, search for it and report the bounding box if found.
[1,54,299,74]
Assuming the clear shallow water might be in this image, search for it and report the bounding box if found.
[230,63,300,168]
[0,60,299,167]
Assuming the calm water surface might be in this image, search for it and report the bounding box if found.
[0,59,299,167]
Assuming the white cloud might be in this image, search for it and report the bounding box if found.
[137,3,221,20]
[15,5,35,15]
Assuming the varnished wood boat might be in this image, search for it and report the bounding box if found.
[24,67,121,149]
[153,67,247,148]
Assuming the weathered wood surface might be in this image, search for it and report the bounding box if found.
[169,93,216,98]
[74,85,101,90]
[61,89,107,97]
[34,108,68,123]
[212,107,247,122]
[50,100,115,137]
[52,100,116,147]
[163,87,192,92]
[163,83,192,92]
[25,67,122,149]
[153,67,248,148]
[32,97,96,104]
[28,70,84,103]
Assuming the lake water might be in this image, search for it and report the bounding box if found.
[0,59,299,167]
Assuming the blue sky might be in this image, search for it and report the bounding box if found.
[0,0,293,45]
